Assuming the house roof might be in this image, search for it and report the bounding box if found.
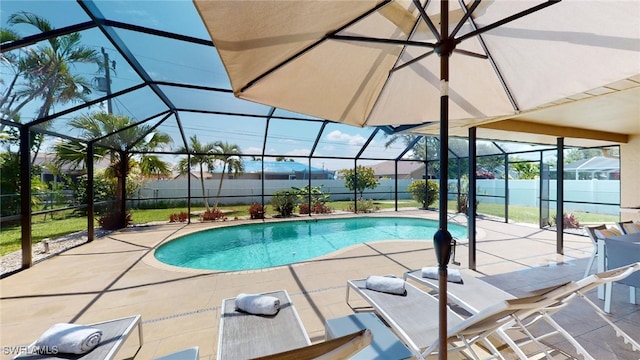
[564,156,620,171]
[370,161,424,176]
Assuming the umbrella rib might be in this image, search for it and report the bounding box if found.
[456,0,561,112]
[328,34,436,49]
[240,0,392,93]
[450,0,481,39]
[452,48,487,59]
[412,0,441,41]
[456,0,561,43]
[390,50,435,73]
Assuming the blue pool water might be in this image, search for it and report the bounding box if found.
[154,217,466,271]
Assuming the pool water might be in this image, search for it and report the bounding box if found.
[154,217,466,271]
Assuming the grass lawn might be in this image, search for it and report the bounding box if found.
[0,199,619,256]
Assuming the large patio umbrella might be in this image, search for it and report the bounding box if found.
[194,0,639,357]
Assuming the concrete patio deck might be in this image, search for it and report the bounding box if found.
[1,210,638,359]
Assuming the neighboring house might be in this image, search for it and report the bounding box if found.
[33,152,110,185]
[561,156,620,180]
[370,160,426,179]
[210,160,334,180]
[172,171,214,181]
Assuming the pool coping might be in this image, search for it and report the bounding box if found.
[142,212,480,274]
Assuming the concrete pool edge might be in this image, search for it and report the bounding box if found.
[143,212,477,274]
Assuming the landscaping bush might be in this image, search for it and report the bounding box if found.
[248,202,265,219]
[551,213,580,229]
[299,201,332,214]
[98,211,132,230]
[270,190,297,217]
[201,208,225,221]
[169,212,189,223]
[346,198,379,213]
[407,179,439,208]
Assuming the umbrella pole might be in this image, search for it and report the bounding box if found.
[434,0,453,359]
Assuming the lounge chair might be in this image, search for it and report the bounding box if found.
[583,224,607,278]
[346,278,555,360]
[217,290,311,359]
[153,346,199,360]
[13,315,142,360]
[616,221,640,235]
[404,264,640,359]
[253,329,372,360]
[603,239,640,313]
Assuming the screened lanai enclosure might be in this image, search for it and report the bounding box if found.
[1,0,635,271]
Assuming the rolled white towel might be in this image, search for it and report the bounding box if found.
[235,293,280,315]
[29,323,102,354]
[421,266,463,284]
[365,275,406,295]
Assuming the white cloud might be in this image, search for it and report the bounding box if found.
[326,130,366,146]
[244,146,262,155]
[286,148,310,156]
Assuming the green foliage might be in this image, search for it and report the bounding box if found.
[65,172,113,214]
[211,141,244,208]
[346,198,380,213]
[0,152,21,216]
[292,185,330,204]
[511,162,540,179]
[339,166,379,198]
[0,151,51,216]
[270,190,297,217]
[407,180,439,208]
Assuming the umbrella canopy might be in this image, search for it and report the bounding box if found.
[194,0,639,129]
[195,1,639,357]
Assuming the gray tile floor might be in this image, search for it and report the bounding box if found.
[1,210,638,359]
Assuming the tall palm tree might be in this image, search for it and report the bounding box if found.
[3,12,99,120]
[138,132,173,179]
[1,11,99,161]
[53,112,172,227]
[212,141,244,208]
[176,135,216,211]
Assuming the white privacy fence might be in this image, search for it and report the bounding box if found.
[135,178,620,215]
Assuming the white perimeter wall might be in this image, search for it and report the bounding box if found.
[136,178,621,215]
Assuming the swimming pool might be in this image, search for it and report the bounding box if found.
[154,217,467,271]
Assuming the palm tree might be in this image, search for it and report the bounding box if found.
[53,112,172,227]
[1,11,99,162]
[212,141,244,208]
[3,12,98,119]
[137,132,173,179]
[176,135,216,211]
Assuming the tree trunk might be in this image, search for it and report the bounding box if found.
[213,163,227,208]
[199,163,209,211]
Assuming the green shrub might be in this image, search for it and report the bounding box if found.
[271,190,297,217]
[407,179,439,208]
[347,198,379,213]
